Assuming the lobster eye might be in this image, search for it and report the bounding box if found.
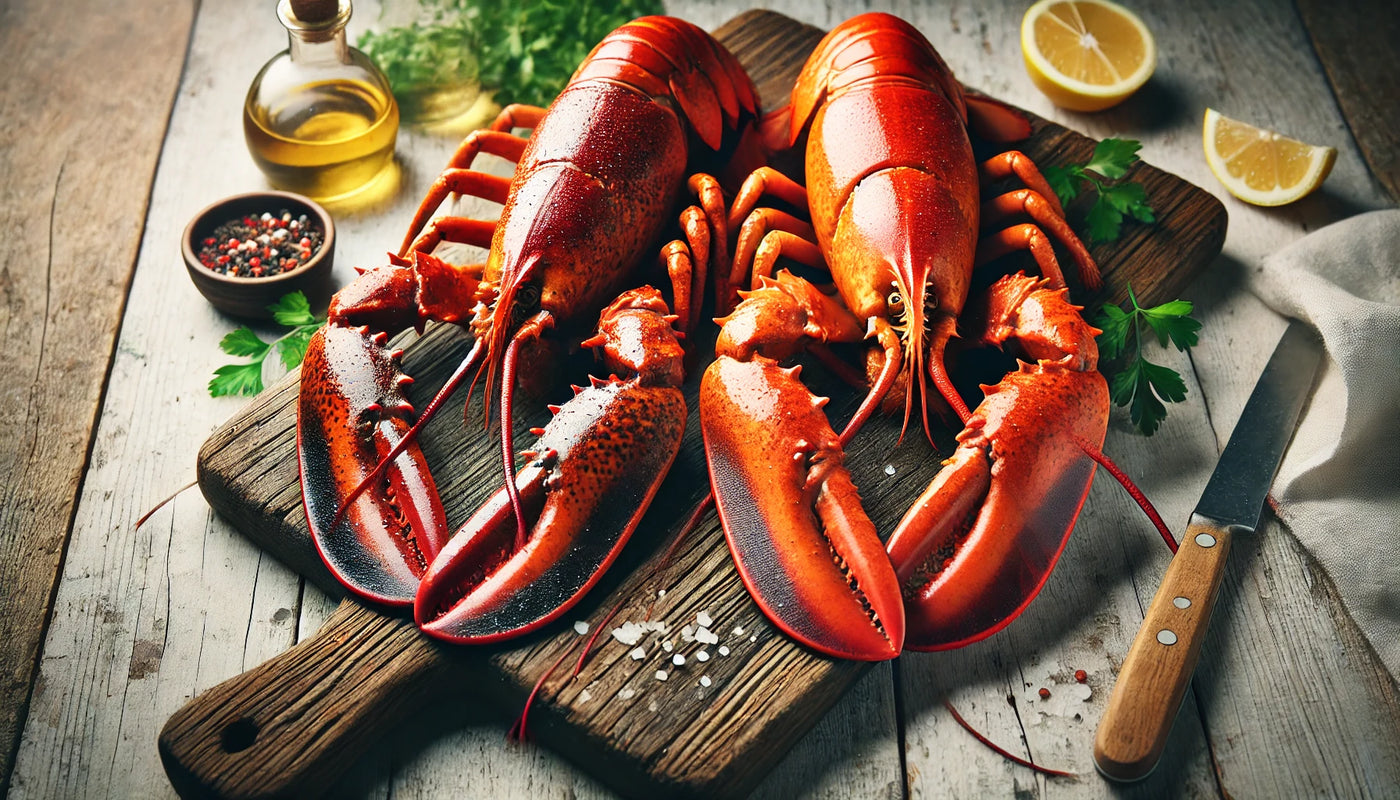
[887,290,904,309]
[512,282,542,323]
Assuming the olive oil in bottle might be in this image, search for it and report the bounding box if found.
[244,0,398,202]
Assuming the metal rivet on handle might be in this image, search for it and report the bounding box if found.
[1157,629,1178,645]
[1195,532,1217,548]
[1173,597,1191,609]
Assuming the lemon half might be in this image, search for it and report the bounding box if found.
[1021,0,1156,112]
[1202,108,1336,206]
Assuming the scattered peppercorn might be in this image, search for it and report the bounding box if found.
[197,210,324,278]
[1074,669,1088,683]
[1038,687,1051,699]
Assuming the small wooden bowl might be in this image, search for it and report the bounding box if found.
[183,191,336,321]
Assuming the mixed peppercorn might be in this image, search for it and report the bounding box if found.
[196,210,324,278]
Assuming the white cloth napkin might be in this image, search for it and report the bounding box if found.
[1244,209,1400,679]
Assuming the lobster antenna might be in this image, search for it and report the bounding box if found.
[330,336,487,532]
[500,311,554,551]
[1072,434,1178,553]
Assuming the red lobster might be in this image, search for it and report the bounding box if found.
[701,13,1107,659]
[298,17,762,642]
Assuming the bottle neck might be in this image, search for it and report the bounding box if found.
[278,0,352,63]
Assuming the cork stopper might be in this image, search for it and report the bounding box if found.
[289,0,339,23]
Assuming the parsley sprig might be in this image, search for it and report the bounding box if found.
[209,292,325,398]
[1043,138,1156,244]
[1093,287,1201,435]
[359,0,665,111]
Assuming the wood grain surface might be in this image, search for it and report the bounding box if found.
[161,10,1227,799]
[0,0,193,794]
[1295,0,1400,202]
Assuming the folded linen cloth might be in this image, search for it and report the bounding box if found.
[1244,209,1400,679]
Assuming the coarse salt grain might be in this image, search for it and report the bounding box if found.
[672,654,686,666]
[662,640,674,652]
[696,627,719,645]
[718,645,730,656]
[579,689,592,703]
[696,650,709,662]
[733,626,745,636]
[618,688,635,700]
[700,676,712,687]
[681,624,696,642]
[696,611,713,627]
[573,621,589,635]
[630,646,647,660]
[655,670,668,682]
[612,622,644,645]
[657,589,666,598]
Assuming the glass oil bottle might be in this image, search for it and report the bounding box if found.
[244,0,399,201]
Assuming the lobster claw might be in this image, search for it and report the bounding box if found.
[298,323,450,605]
[701,356,905,661]
[889,361,1108,651]
[416,288,687,643]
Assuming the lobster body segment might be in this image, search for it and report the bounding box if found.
[299,17,762,641]
[704,13,1107,656]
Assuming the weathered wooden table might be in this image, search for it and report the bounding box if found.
[3,0,1398,797]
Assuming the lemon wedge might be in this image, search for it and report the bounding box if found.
[1021,0,1156,112]
[1202,108,1336,206]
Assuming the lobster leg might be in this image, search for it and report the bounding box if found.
[400,170,514,257]
[977,152,1102,291]
[671,172,732,334]
[888,272,1107,650]
[415,288,688,643]
[701,272,905,660]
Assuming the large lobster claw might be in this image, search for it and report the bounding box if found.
[415,289,686,643]
[701,356,906,661]
[299,320,451,606]
[888,274,1109,650]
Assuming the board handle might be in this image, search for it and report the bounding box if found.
[159,598,463,799]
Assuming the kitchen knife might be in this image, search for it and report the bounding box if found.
[1093,320,1323,782]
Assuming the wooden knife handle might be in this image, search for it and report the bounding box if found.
[1094,516,1233,781]
[158,598,465,799]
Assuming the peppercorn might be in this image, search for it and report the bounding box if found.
[197,209,324,278]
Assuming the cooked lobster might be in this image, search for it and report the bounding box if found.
[702,12,1108,659]
[297,16,763,642]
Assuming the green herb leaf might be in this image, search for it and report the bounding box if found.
[219,327,271,358]
[1085,197,1126,244]
[1083,138,1142,180]
[1093,303,1133,360]
[270,290,317,327]
[210,291,326,398]
[209,362,266,398]
[277,327,316,371]
[1041,163,1081,206]
[1140,299,1201,350]
[1126,362,1169,436]
[1092,287,1202,436]
[1047,138,1154,244]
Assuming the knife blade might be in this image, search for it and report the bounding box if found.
[1093,320,1323,782]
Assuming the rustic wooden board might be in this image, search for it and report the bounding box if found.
[160,10,1226,799]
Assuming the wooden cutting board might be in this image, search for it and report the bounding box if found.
[158,10,1226,799]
